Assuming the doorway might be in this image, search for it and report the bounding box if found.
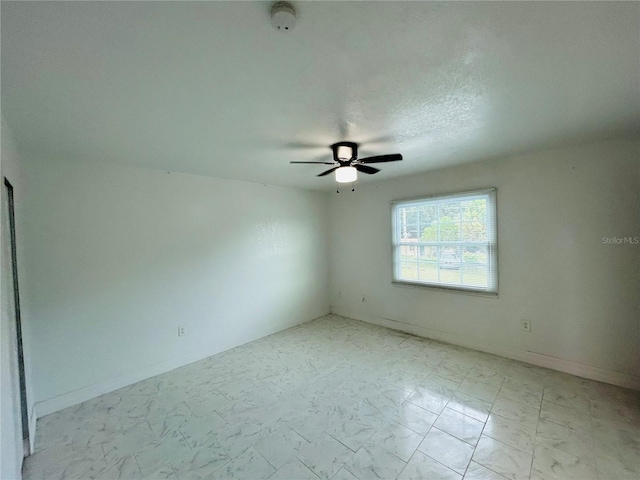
[2,178,30,456]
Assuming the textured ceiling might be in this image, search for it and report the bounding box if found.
[2,1,639,191]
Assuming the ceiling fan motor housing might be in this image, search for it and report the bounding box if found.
[270,2,297,31]
[332,141,358,162]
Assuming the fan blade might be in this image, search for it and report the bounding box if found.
[355,164,380,175]
[317,167,339,177]
[359,153,403,163]
[290,161,336,164]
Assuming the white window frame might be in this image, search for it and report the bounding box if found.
[392,188,498,295]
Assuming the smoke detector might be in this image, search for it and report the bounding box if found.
[270,2,297,31]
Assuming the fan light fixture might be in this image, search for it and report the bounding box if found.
[335,166,357,183]
[289,140,403,188]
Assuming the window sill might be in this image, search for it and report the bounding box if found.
[391,280,499,298]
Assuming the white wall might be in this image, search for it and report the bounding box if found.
[1,117,35,479]
[329,139,640,389]
[11,136,640,429]
[21,157,329,415]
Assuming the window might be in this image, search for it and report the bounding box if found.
[392,189,498,294]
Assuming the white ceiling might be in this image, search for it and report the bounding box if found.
[2,1,639,191]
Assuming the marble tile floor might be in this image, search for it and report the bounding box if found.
[26,314,640,480]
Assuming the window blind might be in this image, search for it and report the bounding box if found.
[392,189,498,294]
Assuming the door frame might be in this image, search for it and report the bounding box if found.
[4,177,30,456]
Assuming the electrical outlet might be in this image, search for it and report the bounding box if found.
[178,326,185,337]
[338,291,342,298]
[522,320,531,332]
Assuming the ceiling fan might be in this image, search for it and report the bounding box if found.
[290,141,402,183]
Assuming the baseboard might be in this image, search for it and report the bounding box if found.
[34,348,209,418]
[331,307,640,391]
[29,404,36,453]
[34,312,329,419]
